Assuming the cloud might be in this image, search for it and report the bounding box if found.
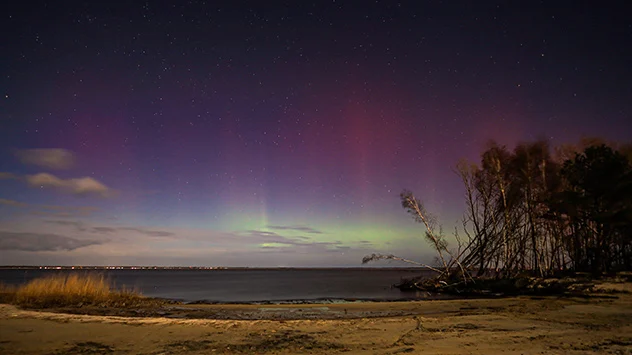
[266,225,323,234]
[29,205,99,218]
[0,199,99,219]
[118,227,175,237]
[356,240,376,248]
[248,230,300,244]
[25,173,111,197]
[241,230,378,257]
[91,227,118,234]
[245,230,342,251]
[247,230,281,237]
[40,204,99,216]
[0,198,28,207]
[0,172,19,180]
[0,231,101,251]
[3,149,112,199]
[15,148,75,170]
[42,221,174,238]
[44,220,87,231]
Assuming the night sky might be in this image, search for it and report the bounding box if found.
[1,1,631,266]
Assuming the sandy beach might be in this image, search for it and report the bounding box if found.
[1,282,631,354]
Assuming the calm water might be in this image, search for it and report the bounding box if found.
[0,268,438,303]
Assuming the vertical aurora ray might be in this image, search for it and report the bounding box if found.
[256,177,269,232]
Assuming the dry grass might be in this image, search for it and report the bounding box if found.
[3,273,147,308]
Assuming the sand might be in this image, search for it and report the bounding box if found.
[1,287,632,354]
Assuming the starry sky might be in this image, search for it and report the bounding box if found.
[1,1,631,266]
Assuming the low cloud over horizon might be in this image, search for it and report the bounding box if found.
[0,231,102,252]
[0,211,405,266]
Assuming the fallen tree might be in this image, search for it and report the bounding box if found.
[363,190,476,291]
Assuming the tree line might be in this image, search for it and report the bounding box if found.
[368,138,632,279]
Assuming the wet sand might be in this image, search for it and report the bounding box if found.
[1,284,631,354]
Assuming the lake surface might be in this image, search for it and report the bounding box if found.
[0,268,441,303]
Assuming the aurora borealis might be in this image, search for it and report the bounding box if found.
[1,1,630,266]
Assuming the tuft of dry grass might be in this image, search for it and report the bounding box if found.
[8,273,145,308]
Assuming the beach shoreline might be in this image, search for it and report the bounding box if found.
[2,283,631,354]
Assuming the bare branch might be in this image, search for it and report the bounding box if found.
[362,253,444,275]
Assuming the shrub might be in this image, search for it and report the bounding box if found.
[12,273,142,308]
